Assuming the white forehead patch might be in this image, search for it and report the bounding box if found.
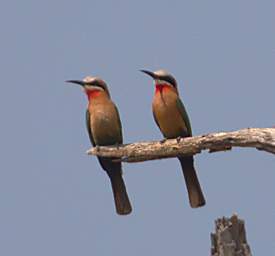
[154,69,170,76]
[83,76,96,83]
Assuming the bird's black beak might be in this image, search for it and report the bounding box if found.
[66,80,85,87]
[140,70,157,79]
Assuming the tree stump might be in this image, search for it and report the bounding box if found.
[211,214,252,256]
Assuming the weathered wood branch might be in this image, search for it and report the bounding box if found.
[87,128,275,163]
[211,214,252,256]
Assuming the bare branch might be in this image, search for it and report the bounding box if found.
[87,128,275,163]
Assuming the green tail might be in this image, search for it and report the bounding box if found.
[107,167,132,215]
[178,156,206,208]
[99,157,132,215]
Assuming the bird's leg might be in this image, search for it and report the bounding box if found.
[160,138,167,144]
[95,145,100,152]
[121,156,129,162]
[115,142,120,150]
[112,156,128,163]
[176,136,183,143]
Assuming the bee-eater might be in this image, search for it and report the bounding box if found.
[67,76,132,215]
[140,69,205,208]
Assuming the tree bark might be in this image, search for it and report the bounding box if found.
[87,128,275,163]
[211,214,252,256]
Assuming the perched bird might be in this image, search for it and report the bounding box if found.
[140,69,205,208]
[67,76,132,215]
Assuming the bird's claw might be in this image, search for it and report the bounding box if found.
[95,145,100,152]
[176,136,182,143]
[160,138,167,144]
[115,143,120,150]
[121,156,129,162]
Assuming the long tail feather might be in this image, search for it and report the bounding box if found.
[178,156,206,208]
[108,169,132,215]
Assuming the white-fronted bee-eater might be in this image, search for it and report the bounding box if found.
[67,76,132,215]
[140,69,205,208]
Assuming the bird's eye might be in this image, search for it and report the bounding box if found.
[157,79,173,87]
[162,76,176,87]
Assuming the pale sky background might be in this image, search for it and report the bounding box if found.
[0,0,275,255]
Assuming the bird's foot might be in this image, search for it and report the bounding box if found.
[115,143,120,150]
[160,138,167,144]
[121,156,129,162]
[112,156,128,163]
[95,145,100,152]
[176,136,183,143]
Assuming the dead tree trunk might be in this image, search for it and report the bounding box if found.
[211,214,252,256]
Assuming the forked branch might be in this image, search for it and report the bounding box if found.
[87,128,275,163]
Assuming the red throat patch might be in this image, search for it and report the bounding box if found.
[155,84,172,94]
[85,89,101,100]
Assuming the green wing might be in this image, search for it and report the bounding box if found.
[152,109,161,131]
[114,105,123,144]
[86,107,123,172]
[86,109,96,146]
[86,106,123,146]
[176,98,192,136]
[86,109,108,171]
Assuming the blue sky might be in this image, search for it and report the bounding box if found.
[0,0,275,255]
